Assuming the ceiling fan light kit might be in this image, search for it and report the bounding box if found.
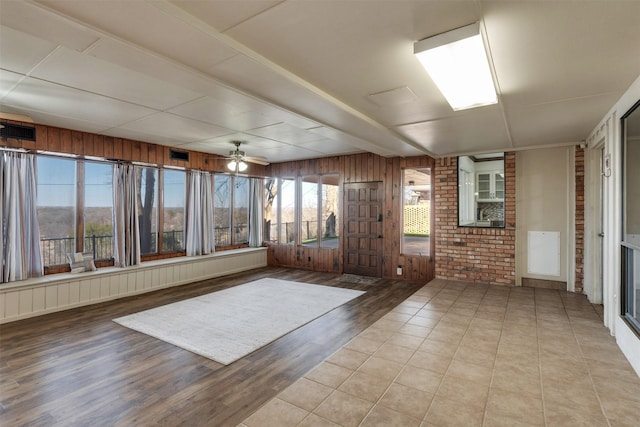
[228,159,248,172]
[227,141,250,173]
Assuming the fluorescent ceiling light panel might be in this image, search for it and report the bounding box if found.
[414,22,497,111]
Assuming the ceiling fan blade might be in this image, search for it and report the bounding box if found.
[0,112,34,123]
[244,156,270,166]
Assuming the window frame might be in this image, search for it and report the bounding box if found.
[401,167,432,257]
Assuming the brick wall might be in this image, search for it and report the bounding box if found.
[575,146,585,293]
[435,153,516,286]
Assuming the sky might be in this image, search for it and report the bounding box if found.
[36,157,186,208]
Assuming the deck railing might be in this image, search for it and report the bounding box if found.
[40,230,185,266]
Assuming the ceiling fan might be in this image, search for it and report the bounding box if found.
[225,140,269,173]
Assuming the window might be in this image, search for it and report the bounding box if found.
[457,153,505,228]
[622,99,640,334]
[37,156,77,266]
[214,174,231,246]
[162,170,185,252]
[268,174,340,248]
[33,151,223,272]
[402,168,431,256]
[136,167,158,255]
[279,178,296,244]
[264,178,278,242]
[84,161,113,261]
[214,174,249,247]
[320,175,339,248]
[233,176,249,244]
[301,176,319,245]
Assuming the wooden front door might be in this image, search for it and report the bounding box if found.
[343,182,383,277]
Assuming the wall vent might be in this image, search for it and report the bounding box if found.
[0,122,36,141]
[169,149,189,162]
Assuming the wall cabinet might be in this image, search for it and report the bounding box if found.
[476,171,504,201]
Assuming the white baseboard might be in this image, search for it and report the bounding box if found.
[615,316,640,378]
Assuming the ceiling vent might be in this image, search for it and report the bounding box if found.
[0,122,36,141]
[169,148,189,162]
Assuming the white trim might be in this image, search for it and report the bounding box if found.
[567,148,576,292]
[616,317,640,378]
[584,138,606,304]
[585,73,640,376]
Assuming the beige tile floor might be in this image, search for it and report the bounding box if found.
[240,279,640,427]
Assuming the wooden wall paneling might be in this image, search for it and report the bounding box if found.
[392,157,403,278]
[112,138,123,160]
[103,136,114,159]
[388,157,404,277]
[46,127,59,152]
[123,138,133,161]
[382,158,394,278]
[189,151,199,171]
[147,143,158,164]
[130,140,141,162]
[92,135,104,158]
[82,133,94,157]
[72,131,84,156]
[34,124,48,151]
[407,256,419,280]
[60,129,72,153]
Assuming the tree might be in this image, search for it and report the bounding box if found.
[264,178,277,241]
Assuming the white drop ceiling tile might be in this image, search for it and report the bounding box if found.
[171,0,283,32]
[484,1,640,107]
[0,70,26,99]
[38,0,238,73]
[368,86,418,107]
[260,109,321,130]
[100,127,182,148]
[0,105,110,135]
[86,38,214,95]
[167,97,264,130]
[0,1,99,51]
[31,48,203,111]
[296,138,362,155]
[0,26,58,74]
[209,54,294,99]
[246,123,326,144]
[396,107,511,156]
[120,113,233,144]
[2,77,155,128]
[257,145,323,163]
[506,93,622,148]
[197,133,286,150]
[223,111,285,132]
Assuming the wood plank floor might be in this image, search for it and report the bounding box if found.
[0,267,425,427]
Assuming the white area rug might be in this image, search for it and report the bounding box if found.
[113,278,364,365]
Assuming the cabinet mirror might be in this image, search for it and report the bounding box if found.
[458,152,505,228]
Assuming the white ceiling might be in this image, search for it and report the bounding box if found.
[1,0,639,163]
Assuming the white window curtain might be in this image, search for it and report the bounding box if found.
[0,152,43,283]
[248,178,263,247]
[112,163,140,267]
[186,171,215,256]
